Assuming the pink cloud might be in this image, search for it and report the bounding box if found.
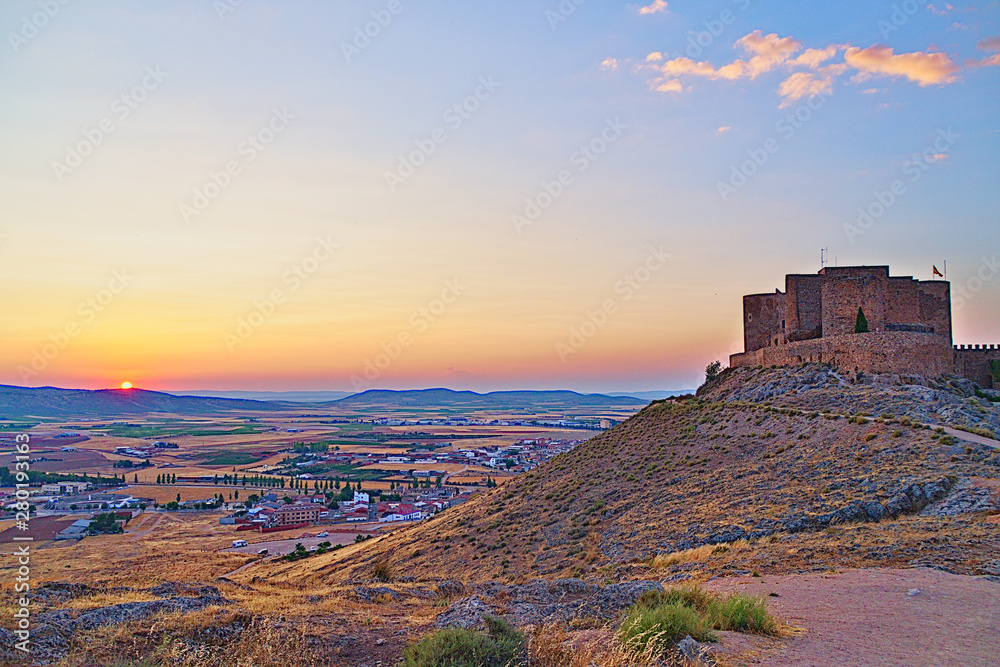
[607,28,969,107]
[638,0,668,15]
[844,46,959,86]
[778,71,836,107]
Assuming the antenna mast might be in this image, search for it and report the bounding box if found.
[820,247,829,269]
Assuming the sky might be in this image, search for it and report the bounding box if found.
[1,0,998,394]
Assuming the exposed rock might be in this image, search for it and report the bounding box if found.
[146,582,224,601]
[979,560,1000,577]
[354,586,400,603]
[550,578,588,596]
[433,580,466,599]
[677,634,702,660]
[2,582,232,664]
[435,595,493,630]
[921,479,998,517]
[435,580,664,632]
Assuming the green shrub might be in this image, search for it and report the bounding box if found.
[636,584,713,614]
[707,594,778,634]
[619,601,716,657]
[619,585,780,660]
[402,616,525,667]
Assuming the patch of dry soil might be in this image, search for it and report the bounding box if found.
[704,568,999,667]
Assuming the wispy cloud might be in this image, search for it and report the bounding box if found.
[638,0,668,16]
[974,36,1000,67]
[927,3,955,16]
[614,30,964,107]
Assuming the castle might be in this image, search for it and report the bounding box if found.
[729,265,1000,388]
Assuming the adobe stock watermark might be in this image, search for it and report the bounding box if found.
[224,236,338,352]
[179,107,294,224]
[17,269,133,382]
[341,0,415,63]
[351,279,466,391]
[385,75,501,192]
[546,0,587,31]
[844,126,959,243]
[878,1,934,40]
[953,256,999,312]
[52,65,168,183]
[7,0,71,54]
[556,245,671,362]
[717,91,830,202]
[685,0,752,59]
[512,117,628,234]
[213,0,244,21]
[11,433,33,654]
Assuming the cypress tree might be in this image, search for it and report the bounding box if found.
[855,307,869,333]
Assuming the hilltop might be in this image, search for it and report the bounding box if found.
[269,365,1000,587]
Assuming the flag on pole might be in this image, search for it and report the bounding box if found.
[932,265,944,278]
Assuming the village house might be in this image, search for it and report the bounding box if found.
[271,502,323,526]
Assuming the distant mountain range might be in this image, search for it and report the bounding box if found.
[171,390,354,403]
[0,385,690,420]
[331,388,651,408]
[0,385,280,420]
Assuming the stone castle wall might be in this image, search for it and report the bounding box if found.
[730,331,955,378]
[743,292,785,352]
[822,275,886,337]
[733,265,989,385]
[953,345,1000,389]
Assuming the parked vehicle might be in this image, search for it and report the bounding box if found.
[232,539,248,548]
[257,548,268,555]
[317,531,328,537]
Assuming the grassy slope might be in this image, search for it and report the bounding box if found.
[264,382,1000,586]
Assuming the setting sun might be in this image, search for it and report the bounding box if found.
[120,382,133,390]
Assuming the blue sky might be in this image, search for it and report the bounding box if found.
[1,0,997,392]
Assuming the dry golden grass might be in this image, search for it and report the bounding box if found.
[651,540,753,568]
[0,513,252,594]
[526,625,702,667]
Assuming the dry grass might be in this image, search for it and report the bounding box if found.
[526,625,700,667]
[651,540,752,568]
[54,610,329,667]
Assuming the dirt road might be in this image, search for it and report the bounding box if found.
[705,567,1000,667]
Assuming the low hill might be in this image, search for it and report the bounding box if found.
[330,388,648,409]
[265,365,1000,587]
[0,385,282,419]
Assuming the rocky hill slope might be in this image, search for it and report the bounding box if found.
[268,365,1000,588]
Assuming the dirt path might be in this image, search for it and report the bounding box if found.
[704,568,1000,667]
[941,426,1000,450]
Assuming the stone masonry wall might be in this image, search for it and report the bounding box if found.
[730,332,955,377]
[822,275,886,337]
[953,346,1000,389]
[743,293,785,352]
[784,274,824,336]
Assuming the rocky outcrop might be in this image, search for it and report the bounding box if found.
[435,579,662,630]
[705,365,1000,438]
[1,582,230,665]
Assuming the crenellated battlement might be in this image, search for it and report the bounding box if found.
[731,265,997,387]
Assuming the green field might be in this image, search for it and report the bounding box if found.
[198,452,266,466]
[73,423,269,438]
